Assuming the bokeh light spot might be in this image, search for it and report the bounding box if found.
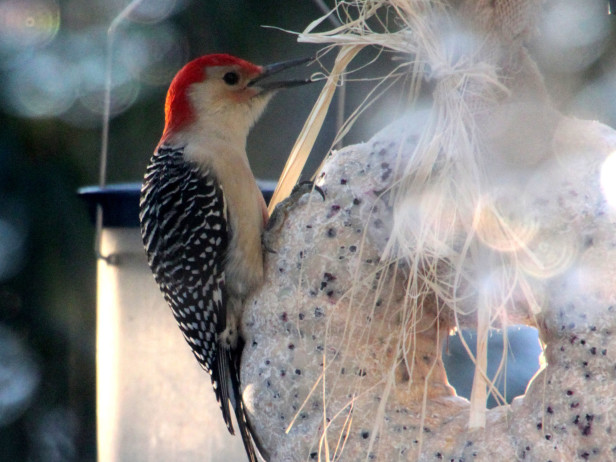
[569,78,616,128]
[78,80,141,118]
[128,0,184,24]
[119,24,189,86]
[535,0,609,73]
[5,52,77,118]
[0,0,60,52]
[518,233,578,280]
[474,194,537,253]
[0,325,40,426]
[0,1,189,125]
[0,218,26,281]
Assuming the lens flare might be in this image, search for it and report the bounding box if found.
[393,188,463,259]
[518,232,579,280]
[473,194,538,253]
[0,0,60,52]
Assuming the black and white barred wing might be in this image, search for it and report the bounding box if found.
[139,145,234,431]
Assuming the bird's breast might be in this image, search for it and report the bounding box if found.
[220,165,265,299]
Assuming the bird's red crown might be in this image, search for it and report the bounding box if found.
[163,54,262,138]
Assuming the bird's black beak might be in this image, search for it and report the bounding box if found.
[248,56,315,91]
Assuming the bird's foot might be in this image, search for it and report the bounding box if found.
[263,181,325,253]
[219,325,239,350]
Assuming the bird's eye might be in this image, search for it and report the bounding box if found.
[223,72,239,86]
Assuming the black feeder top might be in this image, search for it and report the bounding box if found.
[78,181,276,228]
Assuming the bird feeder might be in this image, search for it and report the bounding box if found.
[79,183,249,462]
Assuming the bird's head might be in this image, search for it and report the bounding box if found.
[162,54,313,142]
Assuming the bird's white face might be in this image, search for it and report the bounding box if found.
[162,54,312,152]
[187,65,274,135]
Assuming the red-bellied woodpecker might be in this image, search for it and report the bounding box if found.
[139,54,313,461]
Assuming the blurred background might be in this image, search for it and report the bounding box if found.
[0,1,614,460]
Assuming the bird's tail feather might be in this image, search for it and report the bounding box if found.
[215,345,236,435]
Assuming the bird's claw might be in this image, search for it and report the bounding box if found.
[291,181,325,201]
[262,181,326,253]
[262,238,277,254]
